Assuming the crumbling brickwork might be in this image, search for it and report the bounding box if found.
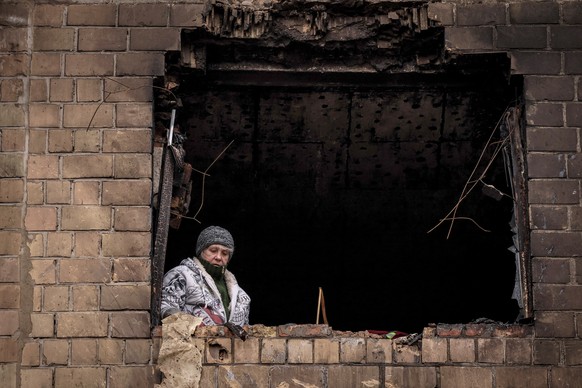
[1,0,582,387]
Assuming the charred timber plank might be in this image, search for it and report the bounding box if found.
[151,147,175,327]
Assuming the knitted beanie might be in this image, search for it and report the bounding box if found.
[195,226,235,258]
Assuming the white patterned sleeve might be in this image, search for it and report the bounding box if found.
[160,268,187,318]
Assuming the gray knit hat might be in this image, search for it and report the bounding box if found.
[195,226,235,258]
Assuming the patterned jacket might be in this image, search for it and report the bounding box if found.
[160,258,251,326]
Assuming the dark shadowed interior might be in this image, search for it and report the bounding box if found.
[160,51,522,333]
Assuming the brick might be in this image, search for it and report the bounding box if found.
[568,153,582,179]
[116,104,153,127]
[534,312,575,337]
[526,102,564,127]
[565,341,582,365]
[72,285,99,311]
[0,104,25,127]
[328,365,379,387]
[63,103,114,128]
[103,130,151,152]
[477,338,504,364]
[74,129,101,152]
[44,285,70,311]
[119,4,168,26]
[0,310,19,335]
[48,78,73,102]
[104,78,153,103]
[46,180,71,204]
[116,53,165,76]
[114,207,151,232]
[34,4,64,27]
[338,338,365,364]
[527,127,578,152]
[445,27,494,51]
[65,54,114,77]
[1,79,24,102]
[33,286,42,311]
[457,4,505,26]
[103,180,151,205]
[57,312,108,337]
[125,339,151,364]
[217,365,269,387]
[509,2,559,24]
[25,207,57,231]
[0,338,18,362]
[533,340,560,365]
[71,339,98,365]
[110,312,150,338]
[528,180,579,205]
[362,339,388,364]
[0,284,19,308]
[525,76,575,102]
[77,79,102,103]
[563,2,582,24]
[313,338,339,363]
[22,342,40,366]
[98,338,124,364]
[29,103,60,127]
[0,258,19,282]
[0,231,21,255]
[31,313,55,337]
[571,207,582,230]
[568,51,582,75]
[20,368,52,388]
[100,284,150,310]
[33,28,74,51]
[28,130,47,154]
[271,366,324,387]
[261,338,286,363]
[566,103,582,127]
[170,4,206,27]
[0,206,22,228]
[0,54,28,77]
[552,367,582,386]
[531,231,582,256]
[530,205,567,230]
[31,53,60,77]
[0,129,25,152]
[54,368,106,388]
[0,154,24,177]
[511,51,562,75]
[230,336,259,363]
[129,28,180,51]
[61,205,111,230]
[59,259,111,283]
[67,4,116,26]
[421,337,447,363]
[114,154,152,179]
[385,366,437,388]
[496,367,548,388]
[28,232,44,257]
[73,181,100,205]
[0,4,28,26]
[440,366,492,388]
[532,257,570,284]
[0,28,27,52]
[551,26,582,50]
[534,284,582,310]
[0,364,16,388]
[79,28,128,52]
[28,154,58,179]
[30,260,56,285]
[63,155,113,178]
[506,339,532,364]
[113,258,151,282]
[448,338,475,363]
[393,342,420,364]
[288,339,313,364]
[109,366,155,388]
[74,232,100,257]
[206,337,233,363]
[26,181,44,205]
[43,339,69,365]
[47,232,73,257]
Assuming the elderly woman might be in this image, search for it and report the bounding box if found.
[160,226,251,327]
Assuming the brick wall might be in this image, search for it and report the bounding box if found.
[1,0,581,387]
